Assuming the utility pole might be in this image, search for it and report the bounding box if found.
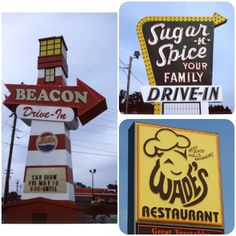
[89,169,96,202]
[3,113,17,205]
[4,169,13,179]
[125,51,140,114]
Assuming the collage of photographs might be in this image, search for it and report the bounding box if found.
[1,0,235,235]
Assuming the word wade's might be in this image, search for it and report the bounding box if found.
[149,160,208,207]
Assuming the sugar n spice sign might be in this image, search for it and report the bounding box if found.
[137,13,227,86]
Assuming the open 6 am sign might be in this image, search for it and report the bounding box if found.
[128,122,224,232]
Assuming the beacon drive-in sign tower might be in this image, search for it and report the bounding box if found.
[137,13,227,114]
[128,122,224,234]
[4,36,107,201]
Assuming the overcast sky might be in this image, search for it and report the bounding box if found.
[119,1,234,111]
[1,13,117,193]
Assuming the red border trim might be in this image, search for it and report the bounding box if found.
[38,55,68,77]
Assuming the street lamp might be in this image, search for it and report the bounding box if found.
[125,50,140,114]
[16,180,19,195]
[89,169,96,202]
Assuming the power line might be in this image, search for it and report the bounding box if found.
[108,107,117,112]
[96,117,117,123]
[119,57,146,86]
[16,133,29,139]
[72,144,116,155]
[2,90,9,97]
[2,141,28,149]
[119,58,127,67]
[7,124,29,134]
[120,68,128,78]
[2,80,7,85]
[105,109,117,114]
[2,141,117,158]
[98,112,117,118]
[72,150,116,158]
[78,129,116,136]
[71,137,116,146]
[88,123,117,130]
[2,115,12,131]
[131,71,145,85]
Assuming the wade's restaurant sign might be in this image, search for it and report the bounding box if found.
[128,122,224,233]
[136,13,227,109]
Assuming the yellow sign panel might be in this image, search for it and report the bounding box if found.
[135,123,223,227]
[24,167,67,193]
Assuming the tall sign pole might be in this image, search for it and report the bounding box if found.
[4,36,107,202]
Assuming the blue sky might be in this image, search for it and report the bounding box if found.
[119,119,234,234]
[2,13,117,193]
[119,1,234,111]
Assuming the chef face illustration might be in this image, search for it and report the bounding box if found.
[143,128,208,207]
[159,149,189,180]
[143,128,191,180]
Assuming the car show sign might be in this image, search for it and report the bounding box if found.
[24,167,68,193]
[129,122,224,233]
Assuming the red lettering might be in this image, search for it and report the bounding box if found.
[23,106,51,119]
[23,106,33,116]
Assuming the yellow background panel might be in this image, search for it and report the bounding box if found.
[135,123,223,226]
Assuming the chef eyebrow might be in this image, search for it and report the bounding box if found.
[174,149,187,159]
